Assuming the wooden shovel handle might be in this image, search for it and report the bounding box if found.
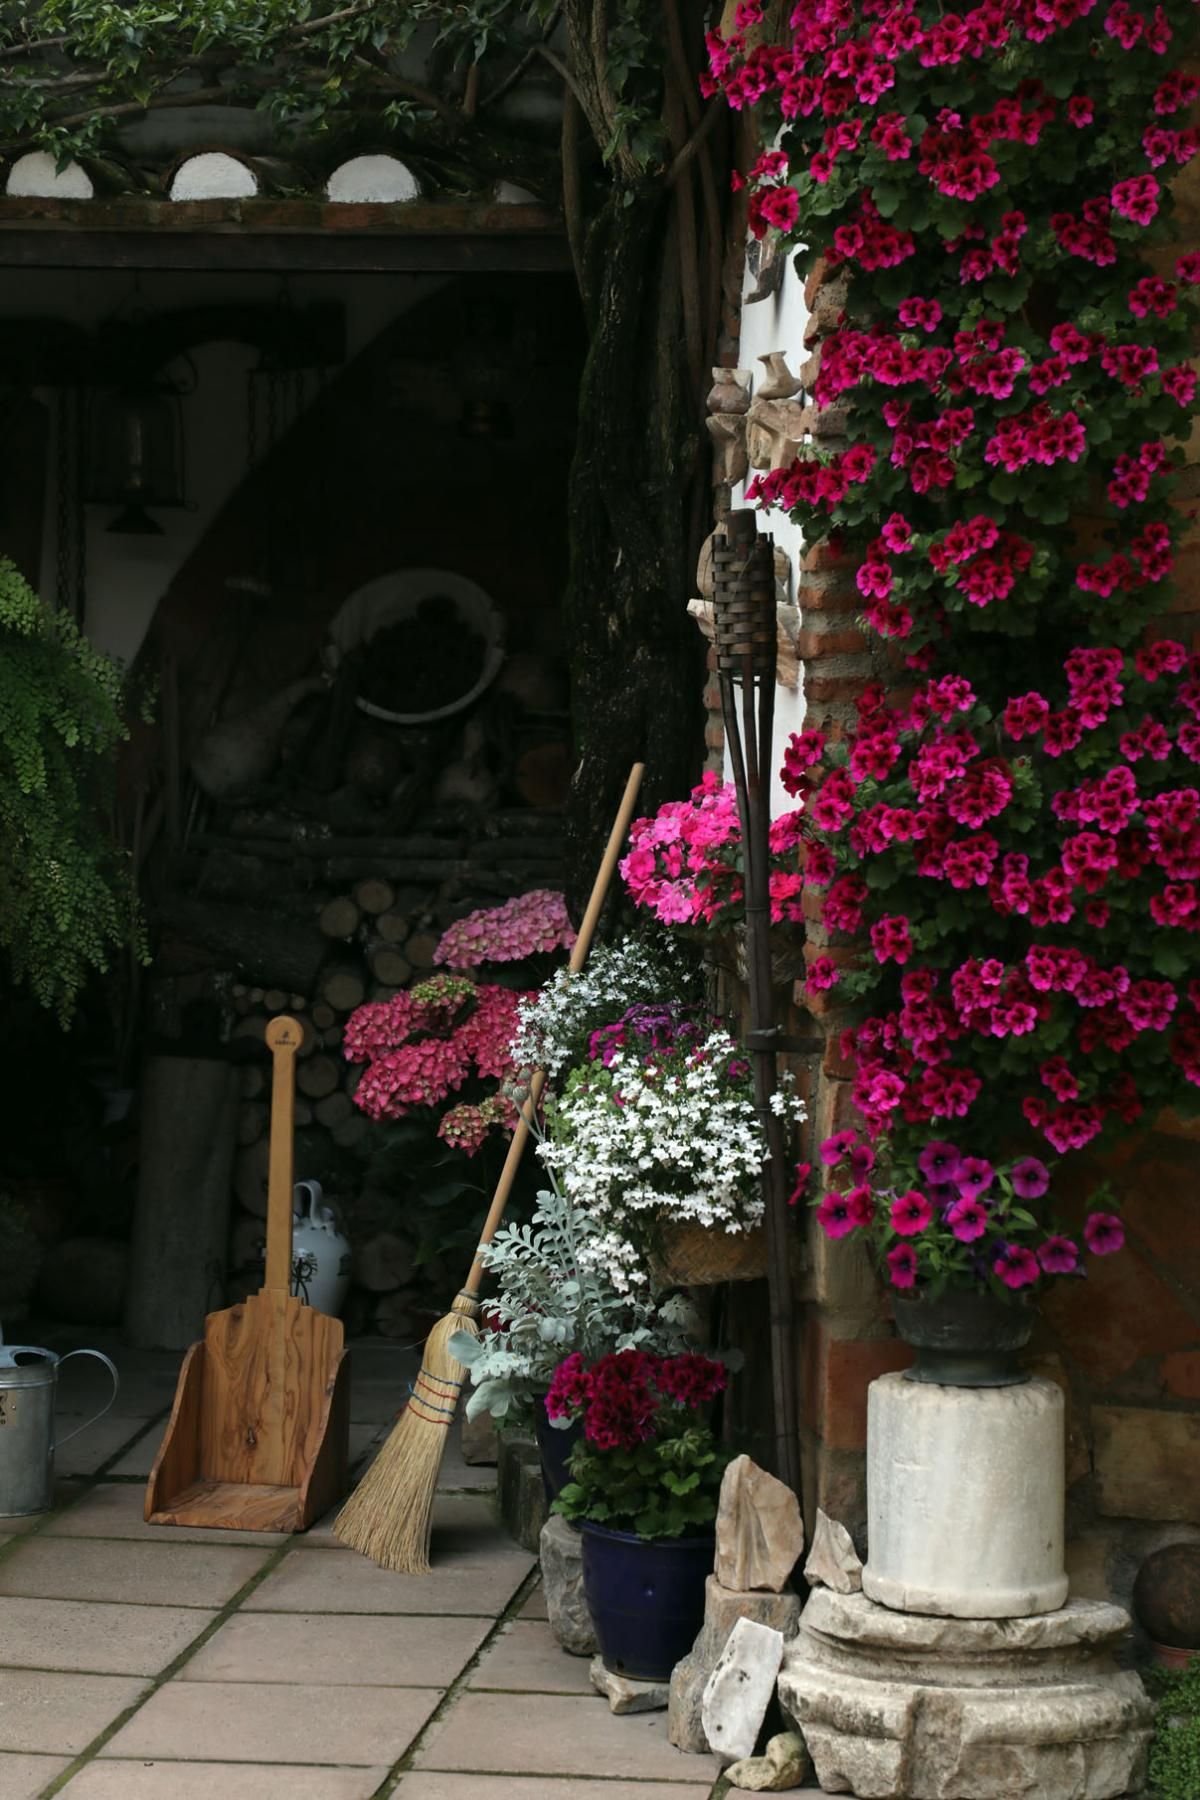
[264,1016,303,1293]
[460,762,645,1298]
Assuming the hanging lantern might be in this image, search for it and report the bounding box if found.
[86,382,185,535]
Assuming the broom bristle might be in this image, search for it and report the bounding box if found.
[333,1304,479,1574]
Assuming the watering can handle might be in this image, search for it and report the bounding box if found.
[54,1350,121,1451]
[294,1179,323,1225]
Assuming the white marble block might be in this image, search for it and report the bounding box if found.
[701,1616,786,1765]
[864,1372,1067,1619]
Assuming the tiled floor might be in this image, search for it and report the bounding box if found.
[0,1338,828,1799]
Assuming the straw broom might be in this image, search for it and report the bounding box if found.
[334,762,646,1573]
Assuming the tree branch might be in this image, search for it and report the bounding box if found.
[481,6,562,112]
[535,43,588,114]
[666,97,721,186]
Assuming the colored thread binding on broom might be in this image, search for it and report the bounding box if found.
[406,1367,463,1426]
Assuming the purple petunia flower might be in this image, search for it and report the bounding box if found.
[1084,1212,1125,1256]
[928,1180,961,1213]
[1038,1235,1080,1274]
[956,1156,994,1199]
[994,1244,1040,1289]
[848,1142,877,1178]
[816,1193,857,1239]
[1010,1156,1050,1199]
[947,1197,988,1243]
[918,1140,962,1184]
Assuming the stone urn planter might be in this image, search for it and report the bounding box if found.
[891,1287,1035,1388]
[579,1521,715,1681]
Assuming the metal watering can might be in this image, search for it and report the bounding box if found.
[0,1345,120,1516]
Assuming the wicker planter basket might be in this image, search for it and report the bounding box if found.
[654,1220,769,1286]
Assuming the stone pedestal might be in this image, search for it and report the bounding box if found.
[780,1589,1151,1799]
[864,1373,1067,1619]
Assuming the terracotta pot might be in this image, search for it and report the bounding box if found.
[891,1288,1034,1388]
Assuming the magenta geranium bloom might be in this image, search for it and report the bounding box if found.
[956,1156,994,1199]
[918,1141,961,1184]
[947,1197,988,1242]
[1084,1212,1125,1255]
[886,1243,919,1288]
[994,1244,1040,1288]
[1038,1234,1080,1274]
[816,1192,858,1239]
[1010,1156,1050,1199]
[891,1188,934,1236]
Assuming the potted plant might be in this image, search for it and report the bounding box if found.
[537,1007,806,1290]
[549,1347,731,1681]
[447,1180,696,1500]
[813,1127,1127,1385]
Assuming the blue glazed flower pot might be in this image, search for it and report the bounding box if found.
[579,1520,714,1681]
[533,1400,582,1505]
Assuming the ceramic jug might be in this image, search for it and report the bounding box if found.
[291,1181,352,1318]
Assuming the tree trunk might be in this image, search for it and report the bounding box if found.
[563,179,707,904]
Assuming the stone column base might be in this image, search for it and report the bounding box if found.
[779,1589,1151,1799]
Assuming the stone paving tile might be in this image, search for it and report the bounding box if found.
[55,1416,158,1478]
[0,1670,150,1754]
[395,1779,716,1800]
[181,1609,491,1686]
[519,1579,549,1620]
[104,1422,170,1478]
[468,1620,596,1694]
[101,1679,441,1766]
[0,1752,71,1799]
[60,1760,391,1798]
[439,1435,497,1492]
[42,1482,288,1548]
[412,1693,717,1784]
[0,1537,271,1607]
[244,1543,531,1616]
[0,1596,215,1676]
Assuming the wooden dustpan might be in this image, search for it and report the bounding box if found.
[146,1017,350,1532]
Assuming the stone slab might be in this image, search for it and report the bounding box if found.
[0,1670,150,1754]
[865,1374,1067,1618]
[395,1779,716,1800]
[702,1616,785,1763]
[803,1509,862,1595]
[101,1678,441,1765]
[183,1609,490,1687]
[412,1691,715,1782]
[470,1621,595,1693]
[0,1595,214,1676]
[715,1456,805,1593]
[61,1764,390,1799]
[42,1482,287,1547]
[0,1537,270,1608]
[591,1655,670,1712]
[669,1576,803,1755]
[780,1588,1152,1799]
[56,1416,160,1477]
[520,1579,550,1620]
[0,1754,71,1799]
[243,1540,533,1616]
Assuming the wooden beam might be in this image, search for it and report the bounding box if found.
[0,196,570,273]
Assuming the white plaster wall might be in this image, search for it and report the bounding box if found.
[1,269,446,665]
[731,247,811,817]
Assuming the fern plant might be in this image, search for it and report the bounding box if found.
[449,1181,695,1423]
[0,559,144,1022]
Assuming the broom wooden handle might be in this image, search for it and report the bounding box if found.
[458,761,645,1300]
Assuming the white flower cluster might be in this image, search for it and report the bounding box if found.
[511,934,697,1076]
[538,1028,807,1293]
